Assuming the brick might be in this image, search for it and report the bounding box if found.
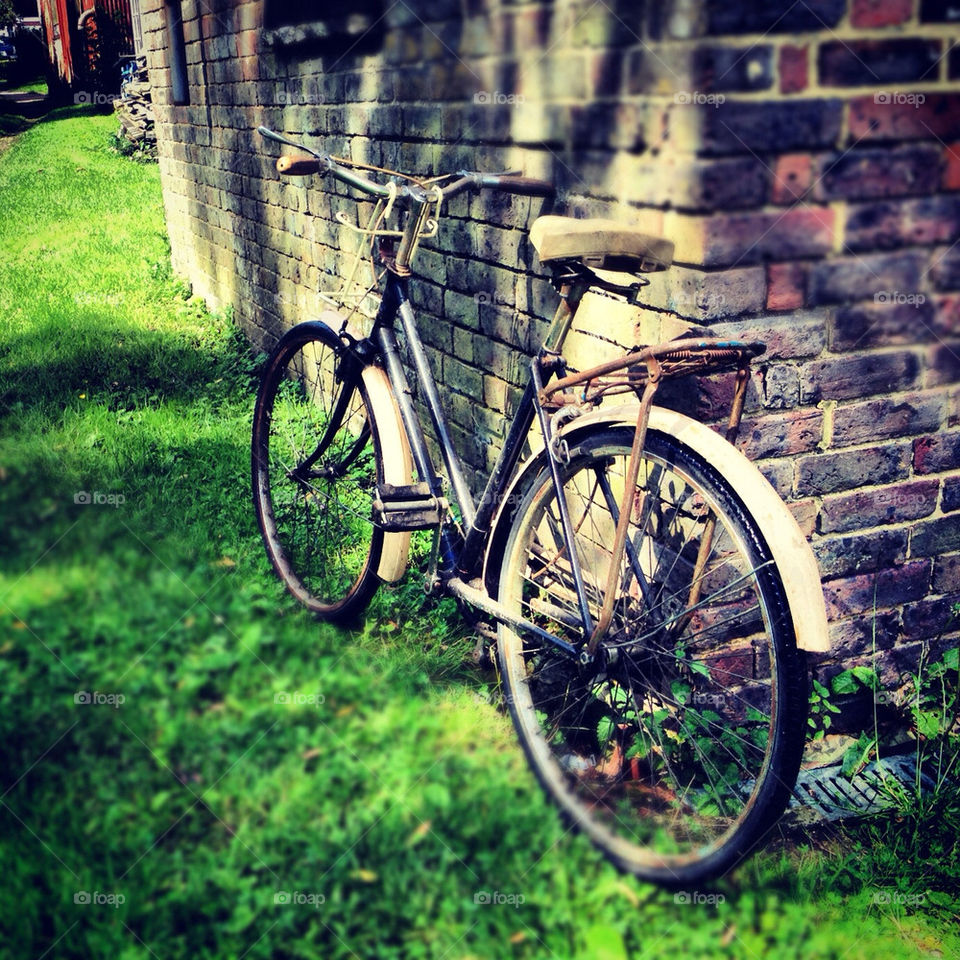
[692,45,774,93]
[902,598,959,641]
[826,611,901,659]
[735,409,822,459]
[701,207,834,266]
[911,513,960,557]
[820,478,940,532]
[823,561,932,619]
[771,154,813,205]
[743,316,829,360]
[930,247,960,291]
[801,352,920,402]
[851,0,914,27]
[797,442,911,496]
[807,251,926,306]
[944,476,960,512]
[814,528,908,579]
[914,431,960,474]
[815,146,941,201]
[932,552,960,593]
[704,0,845,34]
[849,94,960,142]
[951,45,960,81]
[766,263,806,311]
[830,300,937,351]
[690,157,770,211]
[699,100,843,156]
[790,498,819,537]
[832,393,945,446]
[818,40,941,87]
[845,196,960,251]
[945,143,960,190]
[920,0,960,21]
[926,342,960,388]
[779,45,809,94]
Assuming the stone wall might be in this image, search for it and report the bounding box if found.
[141,0,959,680]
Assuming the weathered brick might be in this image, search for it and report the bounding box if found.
[814,528,908,579]
[914,431,960,474]
[832,393,945,446]
[818,40,941,87]
[800,352,920,402]
[830,300,937,351]
[797,442,911,497]
[920,0,960,21]
[943,475,960,512]
[823,561,932,619]
[815,146,941,201]
[692,45,774,92]
[852,0,914,27]
[926,342,960,389]
[701,207,834,266]
[826,611,901,659]
[845,196,960,251]
[704,0,845,34]
[766,262,806,311]
[735,409,822,459]
[790,498,819,537]
[911,513,960,557]
[779,45,809,94]
[930,247,960,291]
[689,157,770,211]
[946,143,960,190]
[932,552,960,594]
[849,93,960,142]
[820,478,940,532]
[807,251,926,306]
[771,153,813,205]
[699,100,843,156]
[902,598,959,641]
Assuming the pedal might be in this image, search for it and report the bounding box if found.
[373,482,445,531]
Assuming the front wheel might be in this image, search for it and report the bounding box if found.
[252,323,384,622]
[496,426,807,885]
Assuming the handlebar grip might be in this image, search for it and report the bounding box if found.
[492,176,555,197]
[277,155,322,176]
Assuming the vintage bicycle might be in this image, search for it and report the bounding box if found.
[252,126,830,885]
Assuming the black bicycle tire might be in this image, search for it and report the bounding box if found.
[252,323,384,622]
[496,425,808,885]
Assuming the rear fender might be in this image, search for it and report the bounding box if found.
[483,403,829,653]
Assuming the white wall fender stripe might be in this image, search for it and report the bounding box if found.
[360,363,413,583]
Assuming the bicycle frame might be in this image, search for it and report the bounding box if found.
[320,196,600,661]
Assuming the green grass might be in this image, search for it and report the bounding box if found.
[1,107,958,959]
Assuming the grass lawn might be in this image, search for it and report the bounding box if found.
[0,107,957,960]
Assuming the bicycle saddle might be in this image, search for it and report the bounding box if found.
[529,216,674,273]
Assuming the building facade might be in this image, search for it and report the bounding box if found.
[140,0,959,683]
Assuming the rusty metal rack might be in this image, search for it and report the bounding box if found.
[535,337,767,655]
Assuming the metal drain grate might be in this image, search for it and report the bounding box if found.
[787,753,937,823]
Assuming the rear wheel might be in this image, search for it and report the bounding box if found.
[252,323,383,621]
[496,426,807,884]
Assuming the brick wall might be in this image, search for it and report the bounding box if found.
[141,0,959,681]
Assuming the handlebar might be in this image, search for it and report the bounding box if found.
[258,126,554,201]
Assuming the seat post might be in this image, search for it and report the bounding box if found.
[542,277,591,354]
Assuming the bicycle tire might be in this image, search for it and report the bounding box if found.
[496,425,807,885]
[252,322,384,622]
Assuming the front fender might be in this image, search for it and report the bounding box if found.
[311,312,413,583]
[484,403,829,653]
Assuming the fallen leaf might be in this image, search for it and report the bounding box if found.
[214,557,235,568]
[406,820,432,846]
[508,932,526,944]
[350,869,377,883]
[302,747,322,761]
